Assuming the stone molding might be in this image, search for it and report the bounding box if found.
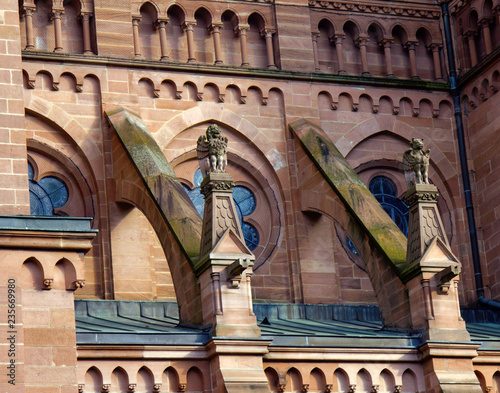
[308,0,441,19]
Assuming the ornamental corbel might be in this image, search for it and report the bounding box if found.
[436,265,461,294]
[101,384,110,393]
[43,278,54,290]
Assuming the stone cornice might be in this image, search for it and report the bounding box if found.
[308,0,441,19]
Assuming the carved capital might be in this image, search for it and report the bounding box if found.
[301,384,309,392]
[178,383,187,392]
[325,385,333,393]
[50,9,64,20]
[348,385,357,393]
[208,23,223,34]
[78,384,85,393]
[128,384,136,392]
[200,179,235,196]
[371,385,379,393]
[101,384,110,393]
[277,384,286,393]
[181,21,196,32]
[393,386,402,393]
[153,383,161,392]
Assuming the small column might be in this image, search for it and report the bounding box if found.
[311,32,320,71]
[156,18,169,60]
[495,6,500,27]
[132,16,142,58]
[23,5,36,50]
[404,41,419,79]
[355,36,370,76]
[209,23,223,65]
[428,43,443,81]
[50,8,64,53]
[333,34,346,74]
[465,30,478,67]
[478,19,493,55]
[182,21,196,63]
[236,24,250,67]
[262,29,277,69]
[380,38,395,77]
[80,12,93,55]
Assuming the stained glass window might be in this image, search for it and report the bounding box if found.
[28,162,69,216]
[369,176,409,236]
[184,169,259,251]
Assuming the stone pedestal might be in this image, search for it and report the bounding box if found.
[197,173,260,338]
[401,185,482,393]
[196,171,270,392]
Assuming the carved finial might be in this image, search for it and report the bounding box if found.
[197,124,228,178]
[403,138,430,188]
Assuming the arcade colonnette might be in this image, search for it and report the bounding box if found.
[1,0,500,391]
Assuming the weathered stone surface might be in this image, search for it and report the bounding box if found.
[105,106,203,266]
[289,118,407,270]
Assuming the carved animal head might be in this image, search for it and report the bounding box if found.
[410,138,424,150]
[206,124,221,140]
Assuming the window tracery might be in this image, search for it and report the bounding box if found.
[28,162,69,216]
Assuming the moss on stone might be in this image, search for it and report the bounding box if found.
[290,119,407,272]
[106,106,202,266]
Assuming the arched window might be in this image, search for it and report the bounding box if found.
[28,162,69,216]
[369,175,409,235]
[183,168,259,250]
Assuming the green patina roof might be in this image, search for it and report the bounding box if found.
[75,300,500,350]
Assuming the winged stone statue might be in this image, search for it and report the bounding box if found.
[403,138,430,188]
[197,124,228,177]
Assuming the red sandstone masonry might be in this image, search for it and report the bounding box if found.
[0,3,29,215]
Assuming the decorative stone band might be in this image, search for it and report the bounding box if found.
[200,179,235,196]
[308,0,441,19]
[405,189,440,207]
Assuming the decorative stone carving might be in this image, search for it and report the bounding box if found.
[178,383,187,392]
[197,124,228,177]
[278,384,286,392]
[403,138,430,187]
[78,384,85,393]
[128,384,136,392]
[325,384,333,393]
[72,279,86,289]
[101,384,110,393]
[393,386,402,393]
[153,383,161,392]
[43,278,53,290]
[371,385,379,393]
[302,384,310,392]
[348,385,356,393]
